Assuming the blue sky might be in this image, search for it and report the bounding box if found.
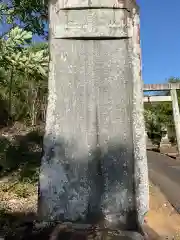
[137,0,180,84]
[1,0,180,84]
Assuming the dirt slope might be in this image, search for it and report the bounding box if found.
[146,183,180,239]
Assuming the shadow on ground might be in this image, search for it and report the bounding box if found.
[0,210,54,239]
[0,129,44,183]
[0,210,148,240]
[0,129,150,239]
[147,148,160,153]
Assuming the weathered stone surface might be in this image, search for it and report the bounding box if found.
[54,9,132,38]
[130,10,149,225]
[39,0,148,233]
[144,83,180,91]
[171,89,180,154]
[56,0,138,11]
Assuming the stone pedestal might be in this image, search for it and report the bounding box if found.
[39,0,148,232]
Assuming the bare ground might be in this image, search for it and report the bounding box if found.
[0,180,180,239]
[145,183,180,239]
[0,124,180,239]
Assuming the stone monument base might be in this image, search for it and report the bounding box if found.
[160,144,178,155]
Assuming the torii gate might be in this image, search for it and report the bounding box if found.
[143,83,180,154]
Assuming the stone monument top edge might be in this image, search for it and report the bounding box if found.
[56,0,139,12]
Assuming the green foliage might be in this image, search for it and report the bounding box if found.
[145,106,164,146]
[0,0,49,124]
[145,77,180,146]
[145,102,173,146]
[169,136,176,145]
[0,129,43,183]
[168,77,180,83]
[0,26,48,125]
[0,0,48,38]
[1,27,48,74]
[0,27,32,68]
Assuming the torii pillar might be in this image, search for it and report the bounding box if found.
[171,87,180,155]
[39,0,149,235]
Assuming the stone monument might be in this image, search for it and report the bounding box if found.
[39,0,149,235]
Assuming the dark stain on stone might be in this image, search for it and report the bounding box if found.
[88,0,92,7]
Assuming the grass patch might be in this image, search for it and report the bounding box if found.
[0,181,36,198]
[11,182,36,198]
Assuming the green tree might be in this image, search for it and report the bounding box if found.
[144,104,168,147]
[0,27,33,123]
[0,26,48,126]
[0,0,48,38]
[144,77,180,146]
